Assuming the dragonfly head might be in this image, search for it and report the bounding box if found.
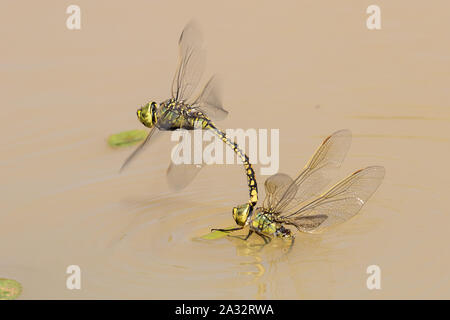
[137,102,158,128]
[232,203,252,226]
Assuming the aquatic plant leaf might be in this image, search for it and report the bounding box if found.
[0,278,22,300]
[108,130,148,147]
[200,226,237,240]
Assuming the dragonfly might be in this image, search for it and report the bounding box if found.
[212,129,385,249]
[120,22,258,206]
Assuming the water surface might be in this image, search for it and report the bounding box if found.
[1,1,449,299]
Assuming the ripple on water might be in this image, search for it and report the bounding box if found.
[70,185,264,297]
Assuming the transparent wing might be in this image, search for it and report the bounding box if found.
[262,173,297,211]
[165,129,203,190]
[171,21,206,102]
[166,162,203,191]
[192,75,228,121]
[282,166,385,233]
[270,129,352,213]
[119,126,160,172]
[290,215,328,232]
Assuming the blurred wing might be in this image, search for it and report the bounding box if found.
[165,132,203,190]
[262,173,296,211]
[282,166,385,233]
[119,126,160,172]
[192,75,229,121]
[272,129,352,213]
[171,21,206,102]
[166,162,203,191]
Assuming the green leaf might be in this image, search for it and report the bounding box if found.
[199,226,237,240]
[108,129,148,147]
[0,278,22,300]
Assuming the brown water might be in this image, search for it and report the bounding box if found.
[1,1,449,299]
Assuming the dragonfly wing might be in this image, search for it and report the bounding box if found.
[165,130,203,190]
[171,21,206,102]
[119,126,160,172]
[166,162,203,191]
[282,166,385,233]
[291,215,328,232]
[192,75,228,121]
[167,162,202,191]
[262,173,296,211]
[272,129,352,213]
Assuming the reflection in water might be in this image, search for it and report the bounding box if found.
[214,231,333,299]
[228,235,282,300]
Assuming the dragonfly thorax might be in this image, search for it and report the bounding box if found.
[137,102,158,128]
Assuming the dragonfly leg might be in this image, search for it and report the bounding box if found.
[244,231,272,252]
[244,230,254,240]
[229,230,253,241]
[255,231,272,245]
[211,226,243,233]
[285,236,295,254]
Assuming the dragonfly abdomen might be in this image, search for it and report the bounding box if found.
[157,100,258,206]
[206,122,258,207]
